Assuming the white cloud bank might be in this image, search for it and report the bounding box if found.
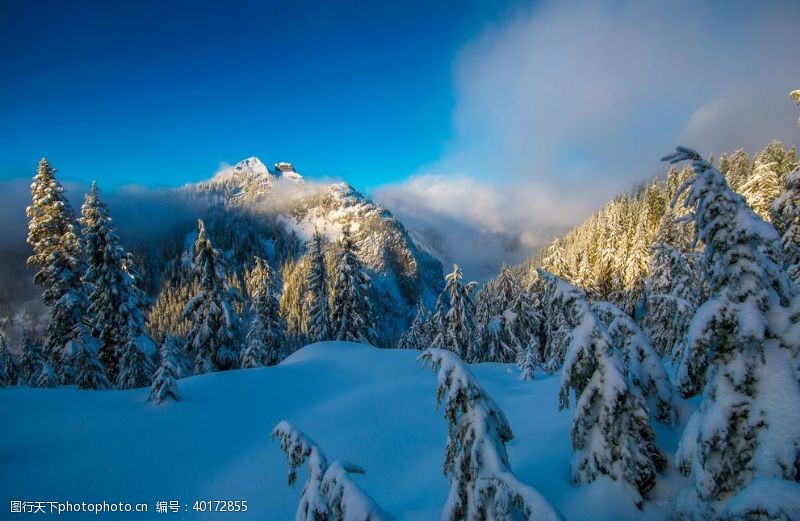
[375,0,800,280]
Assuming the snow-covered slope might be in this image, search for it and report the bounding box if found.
[0,342,691,520]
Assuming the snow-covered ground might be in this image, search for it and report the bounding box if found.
[0,342,694,520]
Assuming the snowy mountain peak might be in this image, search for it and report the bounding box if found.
[232,156,271,178]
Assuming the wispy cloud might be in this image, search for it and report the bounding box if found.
[375,0,800,279]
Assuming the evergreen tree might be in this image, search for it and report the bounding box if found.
[640,234,700,360]
[35,361,59,388]
[81,182,153,385]
[148,339,181,404]
[517,343,538,381]
[441,265,477,360]
[242,257,286,367]
[593,301,678,424]
[740,160,782,221]
[397,302,429,349]
[0,334,17,386]
[75,340,111,390]
[20,333,45,385]
[428,293,447,350]
[542,271,665,506]
[770,106,800,285]
[26,158,94,383]
[330,227,376,344]
[664,147,800,519]
[272,421,392,521]
[419,348,560,521]
[182,220,242,373]
[306,231,332,343]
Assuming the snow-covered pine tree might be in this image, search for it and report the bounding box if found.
[20,333,45,385]
[162,334,191,378]
[117,335,153,389]
[541,279,571,373]
[81,182,153,386]
[663,146,800,519]
[441,265,477,361]
[74,340,111,390]
[542,238,572,281]
[593,301,678,424]
[428,293,447,350]
[540,271,665,505]
[148,339,180,404]
[740,160,782,222]
[640,213,701,359]
[397,302,429,349]
[306,231,332,343]
[418,348,560,521]
[0,333,16,386]
[770,168,800,285]
[330,227,376,345]
[770,96,800,285]
[182,220,242,374]
[26,158,94,383]
[242,257,286,367]
[35,361,58,388]
[517,342,538,381]
[271,420,392,521]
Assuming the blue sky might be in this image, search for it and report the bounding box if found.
[0,0,523,189]
[2,1,799,278]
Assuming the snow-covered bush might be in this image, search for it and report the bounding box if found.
[271,420,393,521]
[418,348,560,521]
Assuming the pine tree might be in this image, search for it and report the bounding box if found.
[397,302,429,349]
[182,220,242,373]
[306,231,332,343]
[148,339,180,404]
[242,257,286,367]
[272,421,392,521]
[35,361,59,388]
[429,293,447,350]
[0,334,17,386]
[517,343,538,381]
[26,158,94,383]
[740,160,782,221]
[593,301,678,424]
[75,340,111,390]
[640,233,700,360]
[330,227,376,344]
[770,102,800,285]
[20,333,45,385]
[418,349,559,520]
[664,147,800,519]
[81,182,154,386]
[541,271,665,506]
[441,265,477,360]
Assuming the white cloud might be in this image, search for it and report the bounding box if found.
[376,0,800,278]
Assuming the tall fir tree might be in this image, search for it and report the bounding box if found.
[441,265,477,361]
[81,182,154,386]
[242,257,286,367]
[26,158,94,383]
[664,147,800,519]
[0,333,18,386]
[182,220,242,374]
[397,302,429,349]
[306,231,332,343]
[330,227,376,345]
